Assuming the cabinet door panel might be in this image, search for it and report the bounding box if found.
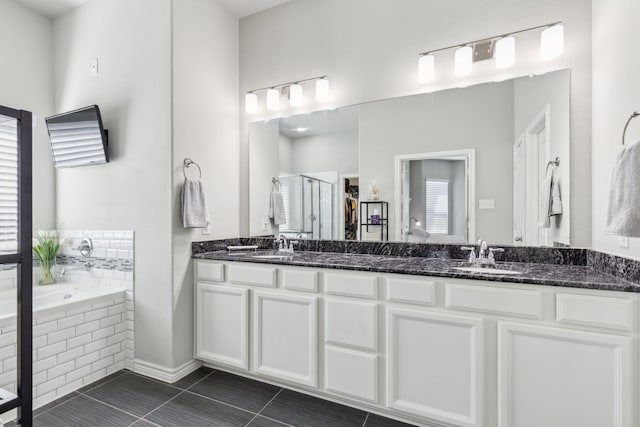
[253,291,318,387]
[196,283,248,369]
[386,308,484,427]
[498,321,633,427]
[325,346,378,403]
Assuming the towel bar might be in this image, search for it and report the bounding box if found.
[622,111,640,146]
[183,158,202,179]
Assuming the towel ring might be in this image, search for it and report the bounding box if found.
[272,177,281,191]
[546,157,560,172]
[622,111,640,146]
[183,158,202,179]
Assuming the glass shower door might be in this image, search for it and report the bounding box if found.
[0,106,33,426]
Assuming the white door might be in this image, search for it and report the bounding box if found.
[253,291,318,387]
[498,321,633,427]
[513,136,525,246]
[386,308,484,427]
[401,161,411,241]
[195,283,248,369]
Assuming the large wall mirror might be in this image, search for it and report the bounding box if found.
[249,69,570,247]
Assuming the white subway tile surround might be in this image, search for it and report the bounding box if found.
[0,229,136,420]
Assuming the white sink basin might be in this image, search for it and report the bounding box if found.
[453,266,523,275]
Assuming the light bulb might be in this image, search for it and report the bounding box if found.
[245,92,258,114]
[495,36,516,69]
[289,84,303,106]
[418,54,435,83]
[266,88,279,111]
[540,24,564,59]
[454,46,473,76]
[315,78,330,103]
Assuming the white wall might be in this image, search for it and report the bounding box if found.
[592,0,640,258]
[290,130,358,175]
[239,0,592,247]
[0,0,55,229]
[53,0,174,367]
[171,0,239,368]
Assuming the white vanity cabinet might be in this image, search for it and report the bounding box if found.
[194,259,639,427]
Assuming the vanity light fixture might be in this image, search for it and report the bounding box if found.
[245,92,258,114]
[417,21,563,82]
[495,36,516,69]
[266,88,280,111]
[289,84,304,106]
[315,78,330,103]
[454,46,473,76]
[540,23,564,59]
[418,54,435,83]
[244,76,329,114]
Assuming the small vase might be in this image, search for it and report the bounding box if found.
[369,193,379,201]
[39,259,57,285]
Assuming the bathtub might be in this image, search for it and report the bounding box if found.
[0,284,125,326]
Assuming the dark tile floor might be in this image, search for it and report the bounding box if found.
[11,368,416,427]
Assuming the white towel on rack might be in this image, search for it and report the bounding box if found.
[269,191,286,225]
[550,170,563,216]
[181,178,208,228]
[607,140,640,237]
[538,167,553,228]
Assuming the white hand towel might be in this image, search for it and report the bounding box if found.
[181,178,207,228]
[269,191,287,225]
[550,172,563,215]
[607,140,640,237]
[538,167,553,228]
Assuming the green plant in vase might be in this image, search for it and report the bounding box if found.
[33,230,60,285]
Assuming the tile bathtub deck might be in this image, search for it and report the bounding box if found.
[11,369,416,427]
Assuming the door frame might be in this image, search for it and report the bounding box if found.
[394,149,475,243]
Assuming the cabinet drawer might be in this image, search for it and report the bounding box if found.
[325,346,378,404]
[386,277,436,306]
[325,273,378,299]
[325,300,377,351]
[228,264,276,288]
[445,283,541,319]
[196,261,225,282]
[283,269,318,293]
[556,293,634,331]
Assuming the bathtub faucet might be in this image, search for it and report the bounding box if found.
[59,261,93,278]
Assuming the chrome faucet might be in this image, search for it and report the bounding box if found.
[59,261,93,278]
[461,239,504,266]
[277,234,298,254]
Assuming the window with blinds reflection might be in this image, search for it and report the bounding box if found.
[425,179,449,235]
[0,116,18,252]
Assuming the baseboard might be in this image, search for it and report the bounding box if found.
[133,358,201,384]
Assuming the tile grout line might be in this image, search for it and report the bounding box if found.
[361,412,370,427]
[135,389,187,424]
[182,389,258,415]
[244,388,283,426]
[183,368,217,391]
[77,391,148,421]
[31,392,82,420]
[77,370,129,394]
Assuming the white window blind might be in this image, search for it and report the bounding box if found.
[0,117,18,252]
[425,179,449,234]
[280,180,290,231]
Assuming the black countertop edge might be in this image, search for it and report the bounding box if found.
[193,250,640,293]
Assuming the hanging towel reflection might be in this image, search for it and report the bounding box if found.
[269,190,286,225]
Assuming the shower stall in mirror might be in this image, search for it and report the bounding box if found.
[278,174,333,239]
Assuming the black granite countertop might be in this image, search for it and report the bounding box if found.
[193,250,640,293]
